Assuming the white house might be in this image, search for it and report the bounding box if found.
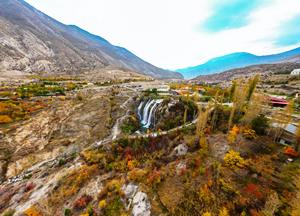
[291,69,300,76]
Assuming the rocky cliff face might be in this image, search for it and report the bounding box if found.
[0,0,182,79]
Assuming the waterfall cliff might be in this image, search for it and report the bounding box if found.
[138,99,163,128]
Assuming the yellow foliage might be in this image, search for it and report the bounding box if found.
[199,136,208,150]
[98,199,107,209]
[242,128,257,140]
[106,179,123,192]
[128,168,148,182]
[0,115,13,124]
[224,150,246,169]
[81,150,106,164]
[219,207,229,216]
[24,206,42,216]
[202,212,212,216]
[49,165,98,205]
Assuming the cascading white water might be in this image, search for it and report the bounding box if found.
[141,100,156,125]
[144,99,163,128]
[138,99,163,128]
[137,101,145,119]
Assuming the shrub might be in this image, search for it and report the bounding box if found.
[244,183,263,200]
[223,150,247,169]
[2,209,15,216]
[0,115,13,124]
[64,208,72,216]
[227,125,239,144]
[219,207,230,216]
[49,165,98,205]
[147,169,162,187]
[284,147,299,158]
[242,128,257,140]
[73,195,93,209]
[128,168,148,182]
[98,200,107,209]
[251,114,269,135]
[23,206,42,216]
[103,197,124,216]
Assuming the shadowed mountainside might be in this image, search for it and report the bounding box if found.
[0,0,182,79]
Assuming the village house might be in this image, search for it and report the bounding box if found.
[291,69,300,76]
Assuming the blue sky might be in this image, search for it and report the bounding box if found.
[25,0,300,69]
[202,0,265,32]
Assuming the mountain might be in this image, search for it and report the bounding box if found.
[177,47,300,79]
[0,0,182,79]
[192,62,300,83]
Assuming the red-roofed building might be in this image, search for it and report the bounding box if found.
[269,97,288,107]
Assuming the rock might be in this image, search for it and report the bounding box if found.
[122,183,138,199]
[132,192,151,216]
[173,144,188,156]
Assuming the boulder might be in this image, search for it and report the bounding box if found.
[173,144,188,156]
[132,191,151,216]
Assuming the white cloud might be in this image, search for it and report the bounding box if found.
[25,0,300,69]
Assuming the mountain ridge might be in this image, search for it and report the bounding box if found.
[177,47,300,79]
[0,0,182,79]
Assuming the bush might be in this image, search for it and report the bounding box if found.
[242,128,257,140]
[251,114,269,135]
[0,115,13,124]
[23,206,42,216]
[224,150,247,169]
[73,195,93,209]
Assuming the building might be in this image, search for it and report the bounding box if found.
[271,123,298,146]
[269,97,288,107]
[291,69,300,76]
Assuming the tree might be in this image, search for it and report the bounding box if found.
[229,80,237,102]
[246,75,260,102]
[242,94,265,125]
[251,114,269,135]
[183,106,188,125]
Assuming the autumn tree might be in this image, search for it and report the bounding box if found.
[242,93,265,125]
[246,75,260,102]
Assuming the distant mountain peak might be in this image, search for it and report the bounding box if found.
[177,47,300,79]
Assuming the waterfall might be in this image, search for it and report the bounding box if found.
[141,100,156,125]
[138,99,163,128]
[137,101,145,119]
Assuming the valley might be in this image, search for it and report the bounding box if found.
[1,0,300,216]
[1,73,300,216]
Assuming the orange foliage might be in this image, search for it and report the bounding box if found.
[24,206,43,216]
[284,147,299,157]
[74,195,93,209]
[244,183,263,200]
[147,169,162,186]
[127,160,134,171]
[0,115,13,124]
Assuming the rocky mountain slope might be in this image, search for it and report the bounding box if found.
[177,47,300,79]
[0,0,182,79]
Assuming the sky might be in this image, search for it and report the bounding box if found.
[25,0,300,70]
